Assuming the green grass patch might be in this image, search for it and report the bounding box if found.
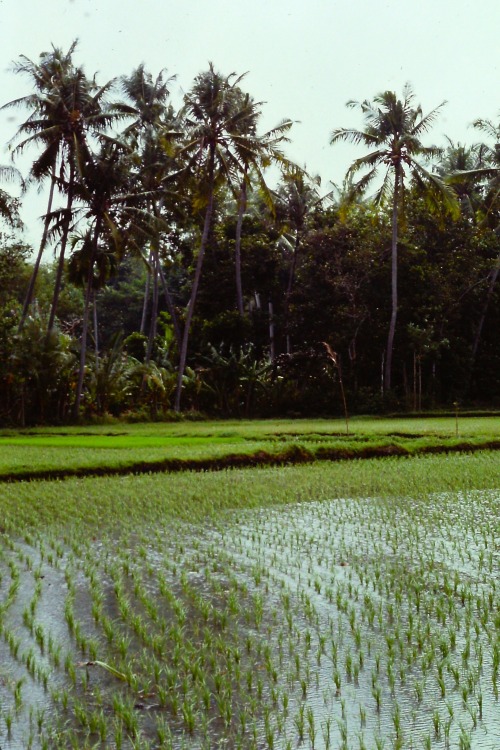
[0,415,498,480]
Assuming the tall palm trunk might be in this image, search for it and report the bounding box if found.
[283,232,301,354]
[19,171,56,331]
[384,167,401,392]
[93,290,99,362]
[235,173,248,315]
[145,248,160,363]
[268,300,276,361]
[152,201,181,350]
[174,169,215,412]
[158,262,181,350]
[93,290,100,412]
[140,253,151,335]
[73,217,101,419]
[48,159,76,334]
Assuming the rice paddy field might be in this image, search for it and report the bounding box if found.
[1,415,499,479]
[0,418,499,749]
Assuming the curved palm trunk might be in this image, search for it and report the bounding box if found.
[384,168,401,392]
[19,171,56,331]
[174,189,214,413]
[73,217,101,420]
[235,174,248,315]
[48,160,76,334]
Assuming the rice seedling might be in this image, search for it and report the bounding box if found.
[294,704,305,741]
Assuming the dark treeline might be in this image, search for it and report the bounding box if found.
[0,44,498,425]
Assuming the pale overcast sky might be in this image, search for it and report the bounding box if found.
[0,0,498,245]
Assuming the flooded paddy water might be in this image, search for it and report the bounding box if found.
[0,482,499,749]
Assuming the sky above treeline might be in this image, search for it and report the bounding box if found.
[0,0,498,246]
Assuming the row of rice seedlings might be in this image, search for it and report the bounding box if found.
[0,529,76,747]
[0,450,499,746]
[20,516,286,746]
[202,481,498,748]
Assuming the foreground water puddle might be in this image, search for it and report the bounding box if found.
[0,488,498,748]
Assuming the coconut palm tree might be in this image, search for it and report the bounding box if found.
[3,44,76,328]
[449,116,500,373]
[274,170,324,353]
[228,100,294,316]
[330,84,458,391]
[68,230,117,360]
[4,42,121,333]
[120,66,183,358]
[437,137,486,218]
[120,64,175,138]
[173,64,269,411]
[461,117,500,228]
[70,137,136,418]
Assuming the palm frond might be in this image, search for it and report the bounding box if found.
[330,128,379,147]
[346,149,385,176]
[411,161,460,217]
[372,168,394,206]
[411,101,447,137]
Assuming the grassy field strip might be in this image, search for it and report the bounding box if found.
[2,415,500,439]
[0,435,246,448]
[0,437,499,481]
[0,416,499,479]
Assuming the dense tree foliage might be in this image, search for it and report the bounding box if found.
[0,43,498,424]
